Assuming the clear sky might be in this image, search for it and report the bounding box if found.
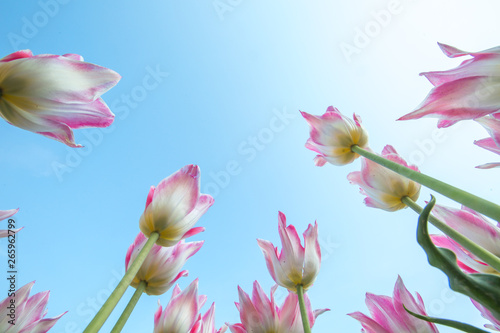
[1,0,500,332]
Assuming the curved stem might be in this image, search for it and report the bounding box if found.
[110,280,147,333]
[83,232,159,333]
[296,284,312,333]
[351,145,500,222]
[402,196,500,273]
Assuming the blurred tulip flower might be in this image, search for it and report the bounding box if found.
[139,164,214,247]
[399,43,500,128]
[153,279,211,333]
[0,50,121,147]
[429,204,500,275]
[301,106,369,166]
[226,281,328,333]
[0,281,66,332]
[347,145,421,211]
[125,232,203,296]
[257,212,321,291]
[349,276,438,333]
[0,208,20,238]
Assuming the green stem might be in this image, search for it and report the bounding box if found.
[351,145,500,222]
[402,196,500,273]
[110,280,146,333]
[296,284,312,333]
[83,232,159,333]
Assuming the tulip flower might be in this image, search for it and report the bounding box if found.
[0,208,20,238]
[472,299,500,331]
[139,164,214,247]
[429,204,500,275]
[125,232,203,296]
[0,281,66,332]
[349,276,439,333]
[347,145,421,211]
[226,281,328,333]
[0,50,121,147]
[153,279,208,333]
[301,106,369,166]
[398,42,500,127]
[257,212,321,292]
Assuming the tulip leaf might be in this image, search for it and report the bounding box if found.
[417,196,500,322]
[404,305,489,333]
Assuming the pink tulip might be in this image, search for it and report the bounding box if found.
[153,279,209,333]
[349,276,439,333]
[471,299,500,331]
[125,232,203,295]
[0,50,120,147]
[226,281,328,333]
[347,145,421,211]
[429,204,500,274]
[0,281,66,332]
[398,43,500,127]
[301,106,369,166]
[257,212,321,291]
[139,164,214,247]
[0,208,21,238]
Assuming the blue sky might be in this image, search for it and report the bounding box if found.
[1,0,500,332]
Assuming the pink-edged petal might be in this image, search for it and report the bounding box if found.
[302,222,321,289]
[0,209,19,221]
[256,238,280,284]
[251,281,277,330]
[0,50,33,62]
[393,276,438,333]
[181,227,206,240]
[471,299,500,331]
[476,162,500,169]
[161,279,200,332]
[1,54,120,103]
[476,115,500,147]
[398,77,500,125]
[431,235,481,273]
[145,186,156,210]
[226,323,247,333]
[237,286,261,330]
[313,155,327,167]
[475,138,500,155]
[348,311,391,333]
[432,204,500,256]
[277,212,305,285]
[438,42,500,58]
[0,227,22,238]
[365,293,407,331]
[20,311,66,333]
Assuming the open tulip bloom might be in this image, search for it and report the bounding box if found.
[301,106,369,166]
[226,281,328,333]
[347,145,421,212]
[125,232,204,296]
[257,212,321,292]
[349,276,439,333]
[153,279,227,333]
[0,281,66,333]
[0,50,121,147]
[139,164,214,247]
